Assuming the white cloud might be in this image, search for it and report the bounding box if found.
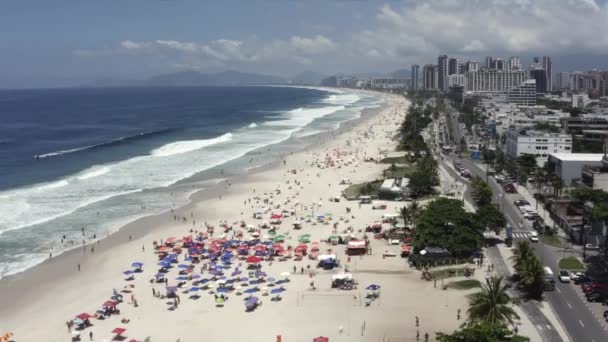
[350,0,608,63]
[74,0,608,72]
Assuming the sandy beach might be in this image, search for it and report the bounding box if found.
[1,92,490,342]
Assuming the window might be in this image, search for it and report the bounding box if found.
[565,146,571,150]
[565,139,571,142]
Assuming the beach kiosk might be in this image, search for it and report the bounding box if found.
[346,240,367,256]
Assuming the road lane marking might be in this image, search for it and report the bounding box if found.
[556,287,561,293]
[567,302,572,309]
[579,320,584,327]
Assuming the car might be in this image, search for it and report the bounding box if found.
[529,231,539,242]
[570,272,583,282]
[514,199,530,207]
[585,244,600,251]
[503,183,516,193]
[559,270,571,283]
[586,293,606,303]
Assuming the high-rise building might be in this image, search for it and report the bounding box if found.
[485,56,494,69]
[530,68,548,94]
[448,57,461,75]
[423,64,437,90]
[493,58,505,71]
[464,70,529,93]
[437,55,449,91]
[464,61,480,72]
[542,56,553,92]
[507,79,536,106]
[555,72,572,90]
[410,64,420,90]
[508,56,521,71]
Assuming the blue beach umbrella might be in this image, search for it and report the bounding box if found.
[270,288,285,294]
[177,264,189,269]
[244,288,258,294]
[267,277,276,282]
[176,276,189,281]
[189,287,200,292]
[123,270,134,276]
[184,257,193,262]
[366,284,381,291]
[155,273,165,278]
[131,262,143,268]
[192,274,201,279]
[231,270,242,276]
[217,287,229,293]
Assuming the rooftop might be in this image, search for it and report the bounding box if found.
[549,153,604,162]
[509,129,571,138]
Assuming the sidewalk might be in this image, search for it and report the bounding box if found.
[515,183,570,241]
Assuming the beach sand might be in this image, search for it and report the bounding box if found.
[1,93,486,342]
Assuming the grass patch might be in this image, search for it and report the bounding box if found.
[383,164,417,179]
[559,257,585,271]
[343,180,382,198]
[541,234,562,247]
[447,279,481,290]
[430,267,466,279]
[380,156,410,164]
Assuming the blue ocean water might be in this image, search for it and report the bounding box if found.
[0,86,382,277]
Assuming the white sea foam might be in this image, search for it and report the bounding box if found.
[76,166,111,180]
[151,133,233,157]
[248,123,257,128]
[0,88,386,277]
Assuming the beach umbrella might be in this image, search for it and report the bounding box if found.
[111,327,126,337]
[313,337,329,342]
[366,284,381,291]
[270,288,285,294]
[189,287,200,292]
[131,262,143,268]
[177,264,189,269]
[192,274,201,279]
[102,300,118,308]
[246,256,262,264]
[155,273,165,279]
[75,313,93,321]
[176,276,189,281]
[267,277,276,282]
[72,318,84,326]
[244,288,258,294]
[123,270,134,276]
[240,277,249,282]
[255,271,267,278]
[184,257,193,262]
[217,287,229,293]
[231,270,242,276]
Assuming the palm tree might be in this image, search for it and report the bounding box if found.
[409,200,420,229]
[400,206,410,227]
[519,255,546,299]
[468,276,519,325]
[511,240,533,275]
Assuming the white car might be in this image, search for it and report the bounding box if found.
[559,270,571,283]
[529,232,539,242]
[585,244,600,250]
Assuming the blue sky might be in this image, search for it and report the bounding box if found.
[1,0,608,88]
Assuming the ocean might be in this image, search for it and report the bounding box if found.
[0,85,383,278]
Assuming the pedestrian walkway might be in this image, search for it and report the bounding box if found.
[483,231,531,239]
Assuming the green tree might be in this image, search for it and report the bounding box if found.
[494,149,506,173]
[476,205,507,234]
[511,240,533,275]
[400,205,410,226]
[468,276,520,325]
[471,176,493,207]
[409,200,420,229]
[413,198,483,257]
[519,255,546,299]
[437,322,529,342]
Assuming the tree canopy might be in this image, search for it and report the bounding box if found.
[413,198,483,257]
[437,322,529,342]
[471,176,493,207]
[468,276,520,325]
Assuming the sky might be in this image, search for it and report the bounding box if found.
[1,0,608,88]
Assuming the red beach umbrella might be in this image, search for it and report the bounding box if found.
[112,327,126,335]
[102,300,118,308]
[246,255,262,263]
[75,313,93,320]
[313,337,329,342]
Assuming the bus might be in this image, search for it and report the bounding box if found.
[543,266,555,291]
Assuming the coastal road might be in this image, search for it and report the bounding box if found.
[456,156,608,342]
[436,153,563,341]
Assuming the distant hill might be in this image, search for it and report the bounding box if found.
[291,70,328,85]
[85,70,286,88]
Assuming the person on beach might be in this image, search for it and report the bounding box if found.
[77,264,80,272]
[89,331,93,340]
[49,252,52,259]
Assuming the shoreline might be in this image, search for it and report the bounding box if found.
[0,90,392,302]
[0,87,383,280]
[3,91,475,342]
